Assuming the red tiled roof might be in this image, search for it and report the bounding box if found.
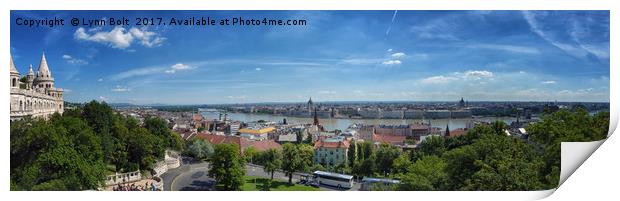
[410,123,429,130]
[248,140,282,152]
[314,139,350,149]
[195,133,281,154]
[449,128,468,137]
[372,134,406,145]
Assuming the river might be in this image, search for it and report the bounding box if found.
[200,109,518,131]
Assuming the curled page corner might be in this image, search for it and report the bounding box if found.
[559,140,606,187]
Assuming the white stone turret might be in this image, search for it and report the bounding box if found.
[10,52,65,121]
[34,52,55,90]
[26,64,35,89]
[10,54,20,88]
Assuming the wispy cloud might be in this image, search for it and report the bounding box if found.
[420,70,494,84]
[111,85,131,92]
[522,11,609,61]
[382,60,401,65]
[110,66,165,81]
[541,80,557,84]
[420,75,459,84]
[385,10,398,36]
[468,44,540,54]
[62,54,88,65]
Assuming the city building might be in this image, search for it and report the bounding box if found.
[196,133,282,155]
[313,137,350,166]
[239,127,275,141]
[375,124,412,136]
[404,109,424,119]
[10,53,64,121]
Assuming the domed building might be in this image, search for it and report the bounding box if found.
[10,53,64,121]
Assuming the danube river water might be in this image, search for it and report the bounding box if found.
[200,109,518,131]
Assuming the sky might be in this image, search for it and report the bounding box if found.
[10,10,610,104]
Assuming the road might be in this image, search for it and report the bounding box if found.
[162,159,360,191]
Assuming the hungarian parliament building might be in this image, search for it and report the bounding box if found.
[10,53,64,121]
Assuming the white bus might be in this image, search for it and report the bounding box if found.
[312,171,354,189]
[360,178,400,191]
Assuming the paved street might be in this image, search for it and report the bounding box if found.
[165,160,360,191]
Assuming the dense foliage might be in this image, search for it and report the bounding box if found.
[208,143,245,190]
[10,100,184,190]
[329,109,608,191]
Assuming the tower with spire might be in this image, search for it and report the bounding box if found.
[26,64,35,89]
[10,52,64,121]
[10,54,20,89]
[307,96,314,116]
[34,52,55,91]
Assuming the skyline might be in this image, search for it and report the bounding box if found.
[10,10,610,104]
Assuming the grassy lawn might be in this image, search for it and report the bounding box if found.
[242,176,320,191]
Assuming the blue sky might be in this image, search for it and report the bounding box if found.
[10,10,609,104]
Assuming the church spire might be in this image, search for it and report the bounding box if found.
[313,107,319,126]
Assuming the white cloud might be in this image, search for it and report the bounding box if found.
[318,90,337,95]
[61,54,88,65]
[541,80,557,84]
[74,26,165,49]
[99,96,108,101]
[387,48,393,52]
[462,70,494,80]
[165,63,194,74]
[255,67,262,71]
[391,52,406,58]
[420,70,493,85]
[111,85,131,92]
[382,60,401,65]
[420,75,459,84]
[129,27,166,47]
[97,78,104,82]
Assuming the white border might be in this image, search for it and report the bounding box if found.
[2,1,617,201]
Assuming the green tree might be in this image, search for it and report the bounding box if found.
[375,143,401,176]
[281,143,304,184]
[297,144,315,171]
[400,155,447,191]
[262,149,282,180]
[359,141,374,160]
[412,135,446,161]
[358,154,377,177]
[443,130,545,190]
[208,143,245,190]
[392,153,412,176]
[10,116,106,190]
[243,146,259,163]
[527,109,609,189]
[185,138,214,161]
[144,117,184,151]
[347,140,358,167]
